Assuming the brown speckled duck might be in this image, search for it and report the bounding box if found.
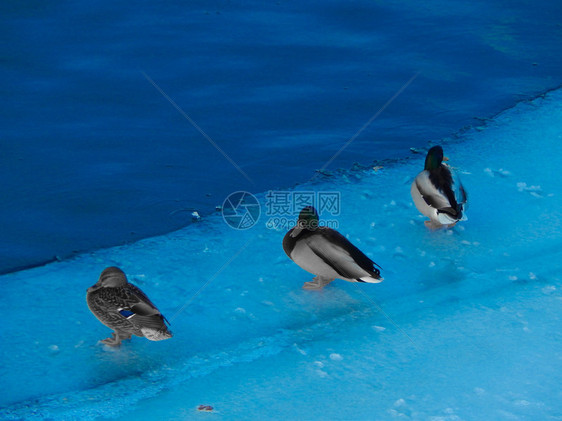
[86,266,172,346]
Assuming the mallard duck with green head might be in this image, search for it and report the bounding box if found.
[86,266,173,346]
[283,206,383,290]
[411,145,467,229]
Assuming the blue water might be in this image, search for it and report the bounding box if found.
[2,0,562,274]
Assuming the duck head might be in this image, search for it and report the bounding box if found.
[87,266,128,292]
[424,145,449,171]
[290,206,320,238]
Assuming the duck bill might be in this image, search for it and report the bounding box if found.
[443,156,450,161]
[290,226,303,237]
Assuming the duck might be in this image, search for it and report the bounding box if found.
[86,266,173,346]
[410,145,467,229]
[282,206,383,290]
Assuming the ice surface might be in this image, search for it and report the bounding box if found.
[1,90,561,420]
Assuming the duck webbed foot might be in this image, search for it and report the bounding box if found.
[302,276,334,290]
[424,220,445,230]
[100,331,132,347]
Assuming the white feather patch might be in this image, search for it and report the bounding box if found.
[141,327,172,341]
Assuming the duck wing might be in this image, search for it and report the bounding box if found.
[455,177,468,206]
[415,170,452,210]
[304,229,381,280]
[125,284,171,326]
[87,290,130,328]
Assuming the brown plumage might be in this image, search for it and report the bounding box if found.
[86,266,172,346]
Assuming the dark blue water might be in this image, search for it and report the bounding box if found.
[2,0,561,274]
